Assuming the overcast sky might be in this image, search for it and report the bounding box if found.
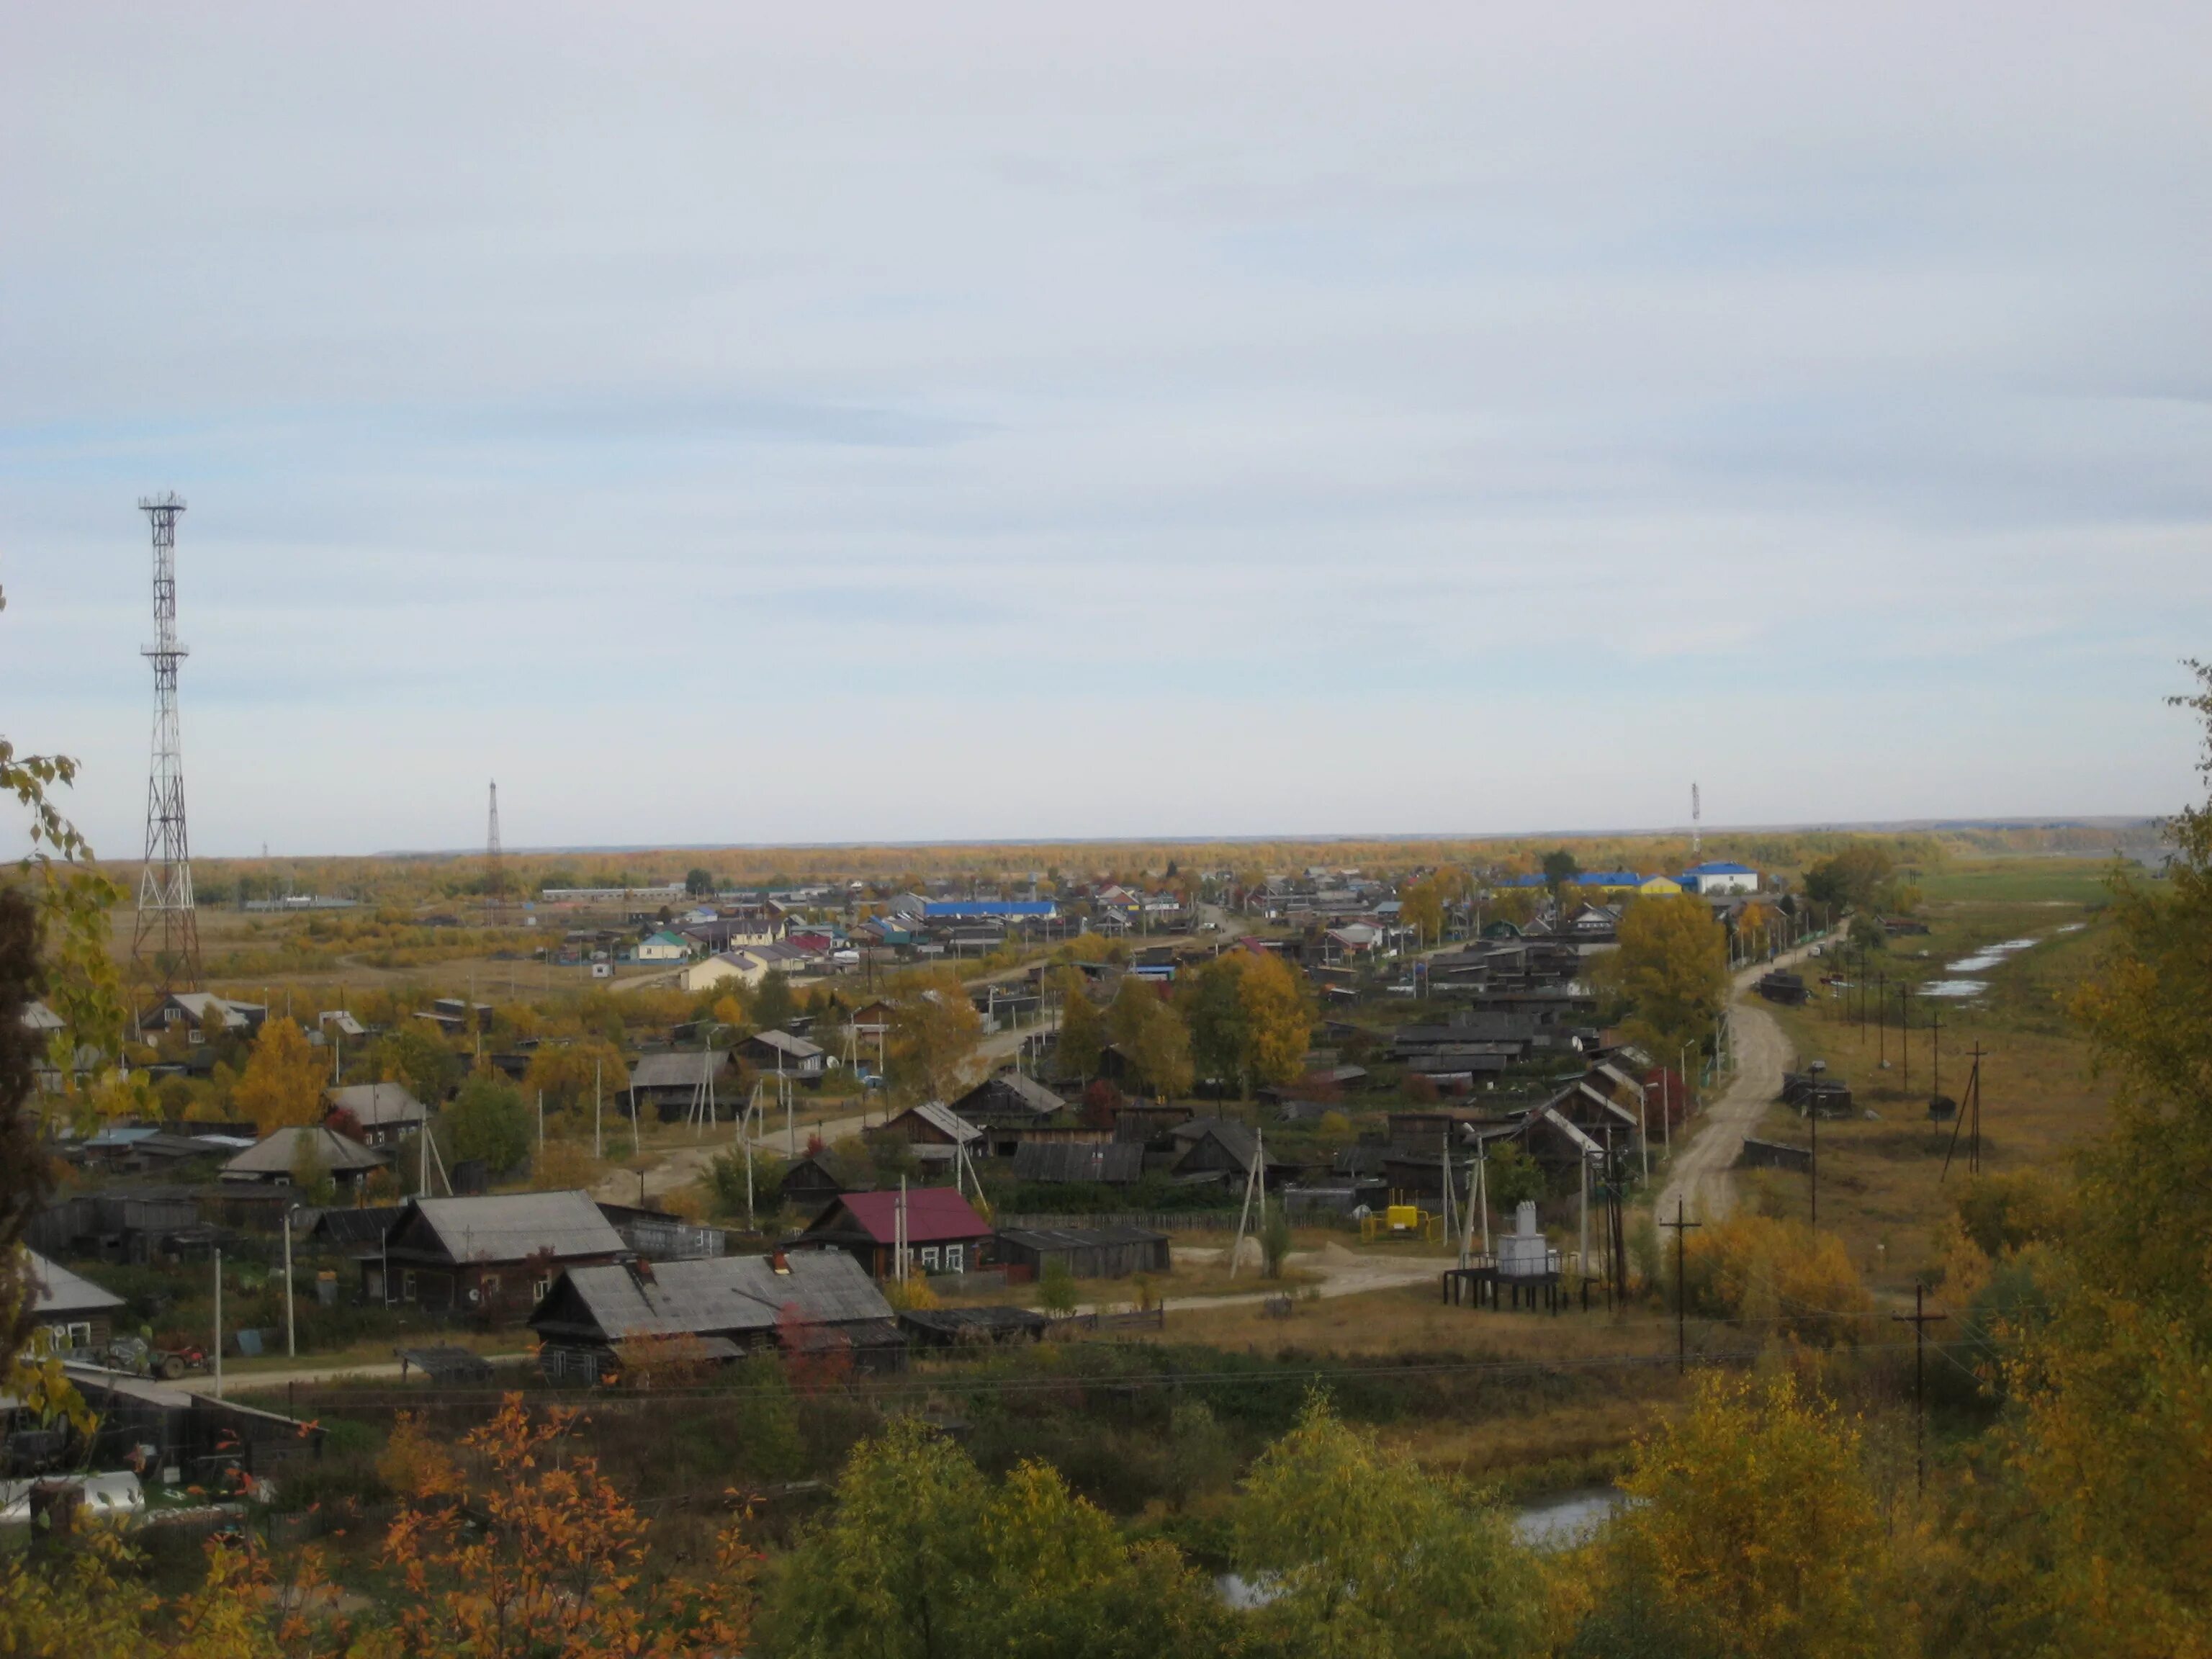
[3,3,2208,858]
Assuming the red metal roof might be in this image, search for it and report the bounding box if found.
[820,1188,990,1245]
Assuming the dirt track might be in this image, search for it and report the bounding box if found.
[1651,939,1827,1225]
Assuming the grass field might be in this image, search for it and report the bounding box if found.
[1912,855,2124,906]
[1754,891,2114,1290]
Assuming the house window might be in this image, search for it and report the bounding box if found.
[920,1246,940,1271]
[532,1277,550,1301]
[402,1271,417,1302]
[943,1245,964,1274]
[66,1322,92,1349]
[482,1274,501,1302]
[188,1029,203,1046]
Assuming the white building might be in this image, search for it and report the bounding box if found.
[1679,861,1761,896]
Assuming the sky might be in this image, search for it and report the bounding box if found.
[3,2,2208,858]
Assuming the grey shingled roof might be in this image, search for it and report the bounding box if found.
[547,1250,891,1341]
[409,1192,626,1264]
[749,1029,824,1061]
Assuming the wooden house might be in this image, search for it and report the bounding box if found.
[876,1102,982,1169]
[25,1250,125,1353]
[778,1155,866,1218]
[529,1249,898,1378]
[325,1081,430,1148]
[363,1192,628,1323]
[626,1051,739,1122]
[796,1188,994,1280]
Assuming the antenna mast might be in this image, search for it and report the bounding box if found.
[1691,782,1701,858]
[132,493,202,996]
[485,780,508,923]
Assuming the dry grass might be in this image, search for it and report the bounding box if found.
[1754,896,2113,1290]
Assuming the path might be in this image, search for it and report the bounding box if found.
[1652,937,1828,1226]
[1142,1241,1446,1315]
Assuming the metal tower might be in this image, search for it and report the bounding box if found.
[1691,782,1701,858]
[132,493,202,994]
[485,780,508,920]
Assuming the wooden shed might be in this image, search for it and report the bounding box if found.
[994,1225,1170,1282]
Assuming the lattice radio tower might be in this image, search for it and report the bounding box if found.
[1691,782,1701,858]
[132,493,202,993]
[485,780,508,922]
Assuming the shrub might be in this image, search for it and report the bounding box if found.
[1682,1214,1873,1346]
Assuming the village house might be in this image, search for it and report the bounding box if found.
[736,1028,827,1082]
[948,1071,1066,1156]
[325,1081,430,1148]
[363,1192,629,1322]
[626,1050,739,1121]
[220,1125,388,1192]
[796,1187,996,1279]
[875,1102,984,1171]
[528,1249,898,1381]
[138,992,268,1043]
[24,1249,125,1354]
[634,929,693,963]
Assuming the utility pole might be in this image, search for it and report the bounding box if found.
[1892,1285,1947,1495]
[212,1248,223,1399]
[1806,1060,1825,1228]
[1660,1200,1701,1375]
[1899,984,1910,1092]
[282,1208,296,1359]
[594,1058,603,1159]
[1942,1045,1987,1182]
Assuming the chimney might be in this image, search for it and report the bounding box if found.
[770,1248,791,1275]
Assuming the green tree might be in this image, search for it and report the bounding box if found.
[1599,895,1729,1067]
[1542,848,1582,891]
[754,971,798,1031]
[1038,1256,1078,1315]
[1803,844,1895,909]
[685,866,716,896]
[443,1071,531,1172]
[1051,967,1105,1079]
[373,1025,461,1112]
[1233,1393,1547,1659]
[771,1416,1232,1659]
[1107,976,1192,1101]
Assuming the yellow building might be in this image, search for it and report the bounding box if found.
[1637,875,1684,896]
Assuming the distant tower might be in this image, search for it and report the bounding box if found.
[485,780,508,921]
[132,493,202,994]
[1691,782,1702,858]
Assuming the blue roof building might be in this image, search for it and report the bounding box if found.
[1679,861,1761,894]
[922,901,1058,920]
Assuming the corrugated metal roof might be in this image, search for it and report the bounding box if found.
[547,1250,892,1341]
[812,1188,990,1245]
[222,1125,387,1177]
[953,1071,1064,1118]
[628,1051,725,1090]
[410,1192,626,1263]
[748,1029,824,1060]
[1010,1141,1146,1184]
[27,1250,125,1316]
[893,1102,981,1143]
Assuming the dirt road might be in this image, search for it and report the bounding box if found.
[1651,939,1827,1226]
[1151,1241,1447,1315]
